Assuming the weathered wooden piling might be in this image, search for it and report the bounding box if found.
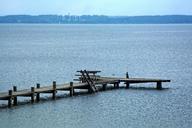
[116,81,120,88]
[157,82,162,90]
[8,90,13,107]
[36,83,40,102]
[126,72,129,78]
[102,84,107,91]
[52,81,56,99]
[13,86,17,105]
[126,82,130,89]
[114,82,120,89]
[114,83,116,88]
[70,82,74,96]
[31,87,35,103]
[88,87,92,93]
[125,72,130,88]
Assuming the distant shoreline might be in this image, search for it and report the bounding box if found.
[0,15,192,24]
[0,23,192,25]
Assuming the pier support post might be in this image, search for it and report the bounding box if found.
[114,81,120,89]
[116,82,119,88]
[114,83,118,88]
[125,72,130,88]
[31,87,35,103]
[102,84,107,91]
[116,81,120,88]
[126,72,129,79]
[13,86,17,106]
[157,82,162,90]
[36,83,40,102]
[114,83,116,88]
[126,82,130,89]
[8,90,13,108]
[88,87,92,93]
[52,81,56,100]
[70,82,74,97]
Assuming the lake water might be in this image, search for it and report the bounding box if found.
[0,24,192,128]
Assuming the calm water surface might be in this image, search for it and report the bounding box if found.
[0,24,192,128]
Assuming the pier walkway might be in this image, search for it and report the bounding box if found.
[0,70,171,108]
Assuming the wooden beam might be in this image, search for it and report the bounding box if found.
[77,70,101,74]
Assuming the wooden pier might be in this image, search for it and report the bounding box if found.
[0,70,171,108]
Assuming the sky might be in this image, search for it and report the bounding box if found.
[0,0,192,16]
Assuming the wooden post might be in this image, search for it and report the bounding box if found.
[13,86,17,106]
[81,77,85,83]
[31,87,35,103]
[102,84,107,91]
[126,82,130,89]
[116,82,120,88]
[70,82,74,96]
[126,72,129,79]
[114,83,116,88]
[36,83,40,102]
[8,90,12,107]
[157,82,162,90]
[52,81,56,99]
[125,72,130,88]
[88,87,92,93]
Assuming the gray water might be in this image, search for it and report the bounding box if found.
[0,24,192,128]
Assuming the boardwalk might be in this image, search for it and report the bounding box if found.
[0,70,171,108]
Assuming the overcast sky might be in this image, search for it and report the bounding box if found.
[0,0,192,16]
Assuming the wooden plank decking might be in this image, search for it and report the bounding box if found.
[0,70,171,108]
[97,76,171,83]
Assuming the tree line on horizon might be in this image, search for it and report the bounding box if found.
[0,15,192,24]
